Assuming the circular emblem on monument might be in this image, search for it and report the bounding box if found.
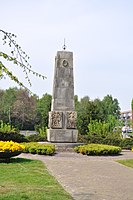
[62,59,68,67]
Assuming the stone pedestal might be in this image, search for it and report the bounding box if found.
[47,51,78,142]
[47,129,78,143]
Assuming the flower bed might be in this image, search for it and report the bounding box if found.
[0,141,25,162]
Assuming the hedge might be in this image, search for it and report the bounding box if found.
[74,143,122,156]
[78,134,133,150]
[0,132,28,143]
[22,142,55,155]
[26,134,46,142]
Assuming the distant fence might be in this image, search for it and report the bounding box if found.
[20,131,38,136]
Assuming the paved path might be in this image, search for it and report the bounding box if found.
[19,151,133,200]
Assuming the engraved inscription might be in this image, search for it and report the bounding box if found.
[66,111,77,129]
[49,111,62,129]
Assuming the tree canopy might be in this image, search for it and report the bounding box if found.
[75,94,120,134]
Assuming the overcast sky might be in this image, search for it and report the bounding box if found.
[0,0,133,111]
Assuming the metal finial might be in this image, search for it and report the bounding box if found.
[62,38,67,50]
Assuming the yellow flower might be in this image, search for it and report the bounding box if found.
[0,141,25,152]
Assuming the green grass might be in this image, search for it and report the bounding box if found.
[117,159,133,169]
[0,158,73,200]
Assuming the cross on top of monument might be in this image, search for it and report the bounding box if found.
[62,38,67,50]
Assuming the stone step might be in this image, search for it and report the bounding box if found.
[54,143,84,152]
[38,142,84,152]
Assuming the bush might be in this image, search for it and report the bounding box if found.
[23,142,55,155]
[0,121,17,133]
[26,127,47,142]
[120,138,133,150]
[78,133,133,150]
[74,144,121,156]
[0,132,28,143]
[26,134,46,142]
[79,133,122,146]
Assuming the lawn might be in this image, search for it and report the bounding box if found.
[0,158,73,200]
[117,159,133,169]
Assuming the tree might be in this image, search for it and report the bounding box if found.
[131,99,133,111]
[11,89,38,130]
[36,93,52,128]
[76,96,92,135]
[0,29,46,91]
[102,95,120,121]
[0,87,17,123]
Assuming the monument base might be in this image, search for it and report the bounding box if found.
[47,129,78,143]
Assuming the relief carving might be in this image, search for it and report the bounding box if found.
[49,111,62,129]
[67,111,77,129]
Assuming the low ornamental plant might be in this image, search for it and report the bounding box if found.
[74,143,121,156]
[0,141,25,152]
[23,142,55,156]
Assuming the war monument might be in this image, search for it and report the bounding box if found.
[47,44,78,142]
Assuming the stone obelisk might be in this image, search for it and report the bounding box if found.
[47,48,78,142]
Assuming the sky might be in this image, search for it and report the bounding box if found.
[0,0,133,111]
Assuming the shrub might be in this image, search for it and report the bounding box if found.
[80,133,122,146]
[74,144,121,156]
[120,138,133,150]
[27,126,47,142]
[0,120,17,133]
[22,142,55,155]
[0,132,28,143]
[26,134,46,142]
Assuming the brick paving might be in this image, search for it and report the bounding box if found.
[19,150,133,200]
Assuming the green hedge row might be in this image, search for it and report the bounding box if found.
[22,142,55,155]
[78,134,133,150]
[74,144,122,156]
[0,132,28,143]
[26,134,46,142]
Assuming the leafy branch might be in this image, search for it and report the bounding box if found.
[0,29,46,91]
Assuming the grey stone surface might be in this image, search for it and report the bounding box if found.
[52,51,74,111]
[19,150,133,200]
[47,50,78,142]
[47,129,78,142]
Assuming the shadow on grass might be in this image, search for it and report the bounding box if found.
[0,157,34,164]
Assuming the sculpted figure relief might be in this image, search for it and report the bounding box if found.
[49,111,62,129]
[67,111,77,129]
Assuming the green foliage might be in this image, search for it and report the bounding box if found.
[74,144,121,155]
[131,99,133,112]
[78,133,133,149]
[23,142,55,155]
[36,93,52,128]
[0,132,27,143]
[27,126,47,142]
[75,95,120,135]
[0,121,27,142]
[102,95,120,120]
[88,116,121,138]
[88,119,110,137]
[26,134,46,142]
[11,88,38,130]
[120,138,133,150]
[86,134,121,146]
[0,88,39,130]
[0,120,16,133]
[0,29,46,91]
